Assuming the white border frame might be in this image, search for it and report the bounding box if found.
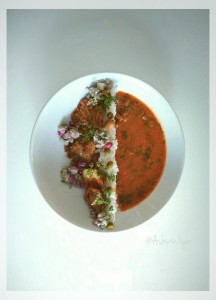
[1,1,215,299]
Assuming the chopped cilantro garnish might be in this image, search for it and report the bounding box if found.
[92,197,110,206]
[107,173,115,182]
[100,95,118,109]
[96,162,107,177]
[102,186,112,199]
[96,162,115,182]
[83,127,96,142]
[91,186,112,206]
[109,205,114,212]
[86,169,94,178]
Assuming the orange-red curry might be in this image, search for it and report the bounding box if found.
[116,91,166,211]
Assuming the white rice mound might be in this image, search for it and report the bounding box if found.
[98,100,119,223]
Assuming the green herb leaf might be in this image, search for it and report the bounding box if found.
[102,186,112,199]
[83,127,97,142]
[92,196,110,206]
[96,162,115,182]
[107,173,115,182]
[86,169,94,178]
[96,162,107,176]
[109,205,114,212]
[100,95,118,109]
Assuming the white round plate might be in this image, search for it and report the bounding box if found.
[30,72,185,232]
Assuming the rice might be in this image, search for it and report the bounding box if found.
[92,79,119,226]
[98,118,119,223]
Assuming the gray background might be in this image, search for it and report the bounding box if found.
[7,10,209,290]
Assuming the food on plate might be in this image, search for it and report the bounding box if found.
[58,78,166,230]
[115,91,166,211]
[58,79,119,229]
